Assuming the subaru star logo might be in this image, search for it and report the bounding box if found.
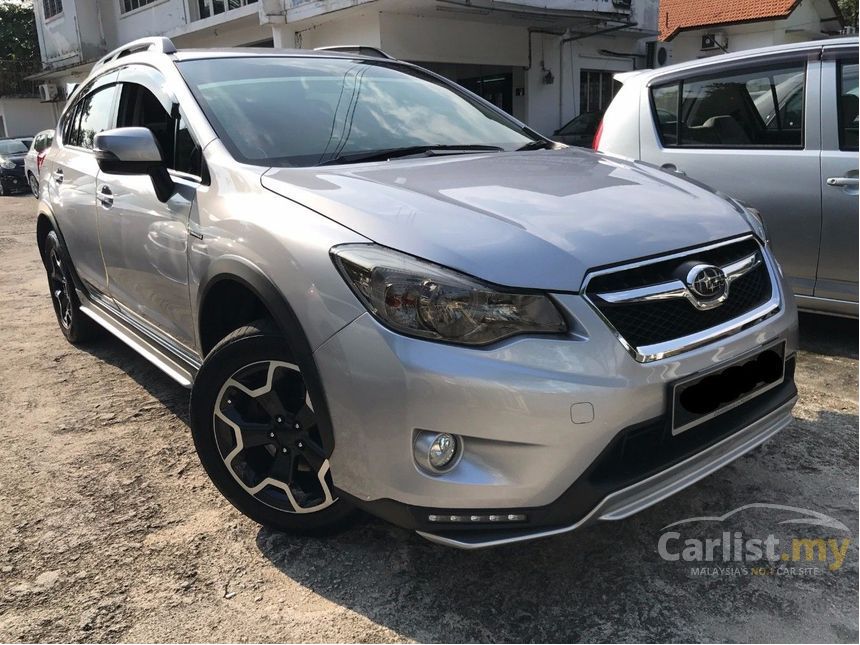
[686,264,728,300]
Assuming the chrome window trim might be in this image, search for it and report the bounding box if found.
[581,235,782,363]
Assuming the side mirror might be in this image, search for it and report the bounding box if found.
[94,127,174,202]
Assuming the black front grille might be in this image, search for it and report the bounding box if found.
[586,238,773,350]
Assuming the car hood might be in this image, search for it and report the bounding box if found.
[261,148,751,291]
[1,153,27,164]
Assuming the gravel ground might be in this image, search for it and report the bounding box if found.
[0,194,857,643]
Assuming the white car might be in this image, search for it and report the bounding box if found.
[24,129,54,197]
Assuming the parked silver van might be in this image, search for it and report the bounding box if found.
[597,38,858,318]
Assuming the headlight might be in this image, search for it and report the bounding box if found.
[331,244,567,345]
[0,158,14,170]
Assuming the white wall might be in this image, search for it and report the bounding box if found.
[669,0,834,62]
[0,98,61,137]
[379,13,528,66]
[116,0,189,44]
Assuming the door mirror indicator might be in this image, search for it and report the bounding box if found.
[94,127,174,202]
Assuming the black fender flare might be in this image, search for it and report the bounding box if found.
[36,210,88,295]
[196,256,337,455]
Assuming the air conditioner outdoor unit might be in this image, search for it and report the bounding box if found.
[701,33,728,51]
[646,41,673,68]
[38,83,59,102]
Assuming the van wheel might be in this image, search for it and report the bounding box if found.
[190,319,356,534]
[42,230,101,343]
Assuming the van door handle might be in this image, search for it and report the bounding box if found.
[826,176,859,187]
[53,168,64,184]
[661,163,686,176]
[97,184,113,208]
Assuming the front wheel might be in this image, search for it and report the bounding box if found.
[190,320,355,534]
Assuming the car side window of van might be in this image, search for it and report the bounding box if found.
[838,61,859,152]
[650,62,806,149]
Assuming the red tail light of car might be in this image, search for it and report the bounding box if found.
[591,119,604,150]
[36,151,47,173]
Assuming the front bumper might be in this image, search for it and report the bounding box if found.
[0,168,26,191]
[313,283,798,548]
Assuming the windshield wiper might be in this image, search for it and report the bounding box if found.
[516,139,560,151]
[319,144,504,166]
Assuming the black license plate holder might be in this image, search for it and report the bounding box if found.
[670,341,786,435]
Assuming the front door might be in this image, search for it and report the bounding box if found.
[816,55,859,304]
[97,65,202,351]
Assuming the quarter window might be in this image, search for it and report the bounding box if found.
[650,63,806,149]
[838,61,858,152]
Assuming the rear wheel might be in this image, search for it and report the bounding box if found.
[42,230,101,343]
[28,173,39,198]
[190,320,355,534]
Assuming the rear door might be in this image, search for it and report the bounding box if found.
[816,50,859,305]
[641,53,822,297]
[47,72,119,297]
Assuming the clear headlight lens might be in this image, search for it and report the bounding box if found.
[722,193,769,244]
[332,244,567,345]
[0,158,15,170]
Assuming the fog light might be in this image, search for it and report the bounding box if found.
[414,431,461,473]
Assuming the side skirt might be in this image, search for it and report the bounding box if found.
[78,290,200,388]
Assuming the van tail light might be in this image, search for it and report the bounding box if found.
[36,151,47,172]
[591,119,604,150]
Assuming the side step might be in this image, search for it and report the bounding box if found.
[78,295,199,388]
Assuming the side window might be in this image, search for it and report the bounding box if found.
[838,61,859,152]
[117,82,202,177]
[63,86,116,149]
[650,62,805,149]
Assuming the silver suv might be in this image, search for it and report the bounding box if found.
[596,38,859,318]
[38,38,799,549]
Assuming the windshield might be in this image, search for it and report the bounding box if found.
[0,139,29,155]
[178,57,536,166]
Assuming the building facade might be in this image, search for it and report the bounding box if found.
[28,0,661,135]
[658,0,845,63]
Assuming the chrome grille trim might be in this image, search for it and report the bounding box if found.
[582,236,781,363]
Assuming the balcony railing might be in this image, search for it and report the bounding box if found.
[0,61,41,98]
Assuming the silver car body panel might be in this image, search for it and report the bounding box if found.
[262,149,751,292]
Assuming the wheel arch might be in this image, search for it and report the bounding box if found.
[196,257,337,455]
[36,210,87,292]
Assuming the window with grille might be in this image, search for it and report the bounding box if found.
[43,0,62,19]
[196,0,255,20]
[579,70,620,114]
[121,0,158,13]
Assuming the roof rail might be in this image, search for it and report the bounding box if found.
[93,37,177,71]
[313,45,394,60]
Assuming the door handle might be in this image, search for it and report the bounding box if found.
[661,163,686,176]
[826,176,859,187]
[97,184,113,208]
[53,168,64,184]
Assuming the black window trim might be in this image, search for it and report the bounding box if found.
[649,60,808,151]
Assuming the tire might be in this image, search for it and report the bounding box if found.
[42,230,102,344]
[190,319,356,534]
[28,173,39,198]
[0,180,6,196]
